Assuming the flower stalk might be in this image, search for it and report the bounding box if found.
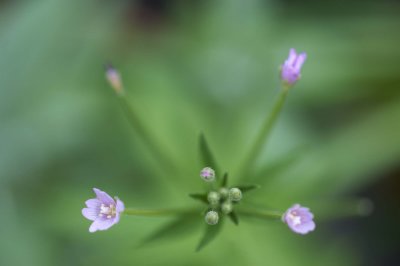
[117,94,175,172]
[238,88,289,179]
[236,207,283,220]
[123,208,196,217]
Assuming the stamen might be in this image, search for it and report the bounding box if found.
[99,203,116,219]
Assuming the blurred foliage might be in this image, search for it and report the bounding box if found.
[1,0,400,265]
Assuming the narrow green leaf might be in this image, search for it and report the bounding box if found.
[221,172,228,187]
[189,193,208,204]
[139,213,200,247]
[196,220,223,252]
[199,133,220,174]
[235,184,260,193]
[228,211,239,225]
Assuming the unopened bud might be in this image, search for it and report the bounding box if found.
[205,211,219,225]
[280,48,307,88]
[219,187,229,199]
[200,167,215,182]
[207,191,220,205]
[229,188,242,202]
[221,201,233,214]
[105,64,123,95]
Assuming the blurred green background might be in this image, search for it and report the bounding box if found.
[1,0,400,265]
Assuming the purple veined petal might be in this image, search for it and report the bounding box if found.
[113,212,121,225]
[85,199,101,209]
[294,52,307,71]
[89,217,115,233]
[82,207,99,221]
[298,209,314,221]
[295,221,316,234]
[116,198,125,213]
[286,48,297,66]
[93,188,115,205]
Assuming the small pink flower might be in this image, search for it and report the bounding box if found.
[82,188,125,233]
[280,48,307,86]
[282,204,315,235]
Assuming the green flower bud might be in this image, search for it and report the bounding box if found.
[219,187,229,199]
[207,191,220,205]
[200,167,215,182]
[205,211,219,225]
[229,188,242,202]
[221,201,233,214]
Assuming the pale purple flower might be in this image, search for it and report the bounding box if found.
[200,167,215,182]
[282,204,315,235]
[280,48,307,86]
[82,188,125,233]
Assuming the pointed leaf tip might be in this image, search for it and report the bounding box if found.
[228,211,239,225]
[199,133,220,174]
[235,184,260,193]
[221,172,228,187]
[189,193,208,204]
[196,220,223,252]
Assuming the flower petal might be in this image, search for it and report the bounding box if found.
[116,198,125,213]
[85,199,101,209]
[113,212,121,225]
[82,207,99,221]
[290,204,300,210]
[296,221,316,234]
[93,188,115,205]
[89,218,115,233]
[294,52,306,71]
[286,48,297,65]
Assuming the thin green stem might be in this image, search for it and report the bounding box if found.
[118,96,175,172]
[237,87,289,181]
[236,207,283,220]
[123,208,196,217]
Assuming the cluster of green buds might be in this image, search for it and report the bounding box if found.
[193,167,252,226]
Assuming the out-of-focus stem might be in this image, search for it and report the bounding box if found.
[118,96,175,172]
[311,198,374,220]
[123,208,197,217]
[236,207,283,220]
[237,87,289,180]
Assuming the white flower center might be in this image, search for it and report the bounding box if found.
[288,211,302,226]
[99,204,116,219]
